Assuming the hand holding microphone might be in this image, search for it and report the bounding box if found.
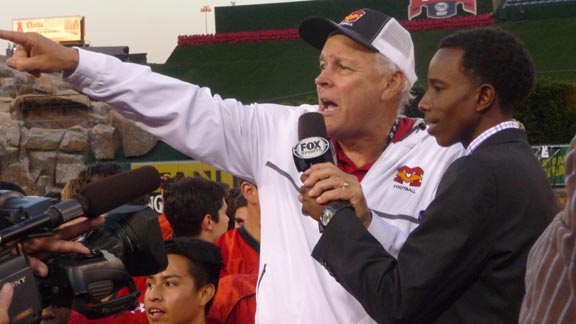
[294,113,371,229]
[300,164,372,228]
[292,112,337,223]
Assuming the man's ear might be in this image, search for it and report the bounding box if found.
[475,84,496,113]
[202,214,213,231]
[241,182,258,204]
[380,71,405,101]
[198,284,216,307]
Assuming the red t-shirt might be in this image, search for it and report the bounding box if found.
[333,117,417,181]
[207,274,257,324]
[216,227,260,277]
[207,227,260,324]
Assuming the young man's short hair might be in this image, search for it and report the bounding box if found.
[439,27,535,115]
[163,176,226,237]
[164,238,224,312]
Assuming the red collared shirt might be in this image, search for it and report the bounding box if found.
[333,117,416,182]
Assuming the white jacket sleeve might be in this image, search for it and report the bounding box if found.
[65,49,304,180]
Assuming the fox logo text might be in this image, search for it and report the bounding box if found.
[293,137,330,159]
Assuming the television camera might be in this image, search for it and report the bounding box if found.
[0,166,167,323]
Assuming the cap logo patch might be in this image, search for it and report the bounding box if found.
[340,10,366,26]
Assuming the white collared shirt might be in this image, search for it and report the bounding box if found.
[464,121,520,156]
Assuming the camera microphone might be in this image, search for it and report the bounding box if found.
[78,166,160,218]
[293,112,336,172]
[0,166,160,245]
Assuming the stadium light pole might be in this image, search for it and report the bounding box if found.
[200,5,212,34]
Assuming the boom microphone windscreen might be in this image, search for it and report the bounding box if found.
[0,166,161,245]
[79,166,161,219]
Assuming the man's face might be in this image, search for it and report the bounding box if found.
[234,206,248,228]
[213,198,229,239]
[316,34,389,141]
[145,254,207,324]
[418,47,481,147]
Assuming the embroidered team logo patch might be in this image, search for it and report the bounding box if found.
[340,10,366,26]
[394,166,424,187]
[408,0,477,20]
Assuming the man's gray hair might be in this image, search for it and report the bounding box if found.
[375,53,415,114]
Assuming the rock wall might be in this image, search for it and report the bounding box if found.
[0,63,158,195]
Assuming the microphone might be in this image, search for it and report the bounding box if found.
[293,113,352,233]
[293,112,336,172]
[0,166,160,245]
[79,166,160,218]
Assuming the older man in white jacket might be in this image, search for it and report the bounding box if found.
[0,8,462,324]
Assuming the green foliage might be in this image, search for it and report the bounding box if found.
[515,80,576,144]
[404,85,425,118]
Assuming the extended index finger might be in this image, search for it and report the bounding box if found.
[0,30,27,44]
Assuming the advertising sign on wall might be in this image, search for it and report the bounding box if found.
[12,16,84,45]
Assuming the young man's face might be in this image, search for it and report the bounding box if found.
[316,34,390,141]
[213,198,229,240]
[234,206,248,228]
[145,254,210,324]
[418,47,481,147]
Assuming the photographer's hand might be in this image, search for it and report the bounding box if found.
[0,283,13,324]
[23,217,104,277]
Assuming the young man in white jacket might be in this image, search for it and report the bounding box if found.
[0,8,462,324]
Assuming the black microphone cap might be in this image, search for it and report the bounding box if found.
[298,112,328,141]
